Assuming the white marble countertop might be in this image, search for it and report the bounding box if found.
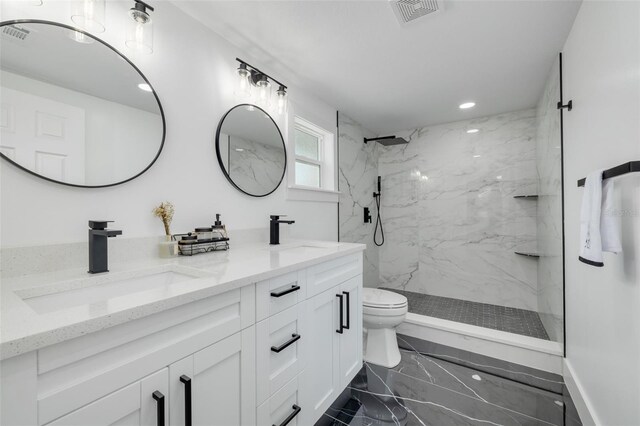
[0,240,365,360]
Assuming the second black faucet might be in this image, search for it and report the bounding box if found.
[270,215,295,245]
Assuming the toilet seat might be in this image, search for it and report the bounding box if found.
[363,304,408,317]
[362,288,408,309]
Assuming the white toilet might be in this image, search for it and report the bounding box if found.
[362,288,408,368]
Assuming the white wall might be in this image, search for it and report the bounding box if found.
[0,0,338,247]
[563,2,640,424]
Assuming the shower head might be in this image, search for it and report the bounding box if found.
[364,135,409,146]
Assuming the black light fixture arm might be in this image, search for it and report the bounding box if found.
[235,58,287,90]
[132,0,154,13]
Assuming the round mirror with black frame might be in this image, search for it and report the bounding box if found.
[0,20,166,188]
[216,104,286,197]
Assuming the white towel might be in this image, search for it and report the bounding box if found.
[579,170,622,267]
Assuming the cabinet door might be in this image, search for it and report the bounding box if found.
[299,289,340,425]
[46,369,168,426]
[192,327,256,426]
[338,275,363,388]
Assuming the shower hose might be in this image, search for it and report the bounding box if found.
[374,192,384,246]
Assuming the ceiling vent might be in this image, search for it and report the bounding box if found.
[389,0,442,25]
[2,25,30,41]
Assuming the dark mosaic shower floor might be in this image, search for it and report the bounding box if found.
[380,288,550,340]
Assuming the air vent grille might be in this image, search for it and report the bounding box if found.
[2,25,30,41]
[390,0,441,24]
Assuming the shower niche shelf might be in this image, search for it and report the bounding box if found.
[513,195,538,199]
[514,251,540,258]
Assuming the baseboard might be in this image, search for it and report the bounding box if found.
[563,359,599,426]
[398,313,564,374]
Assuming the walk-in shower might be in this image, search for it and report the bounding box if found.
[338,54,565,352]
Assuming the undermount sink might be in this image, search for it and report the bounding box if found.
[268,241,343,253]
[16,266,207,315]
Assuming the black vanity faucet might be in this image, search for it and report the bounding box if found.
[270,215,295,245]
[88,220,122,274]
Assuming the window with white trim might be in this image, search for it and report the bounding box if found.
[293,117,335,191]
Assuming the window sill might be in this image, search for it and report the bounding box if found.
[286,185,341,203]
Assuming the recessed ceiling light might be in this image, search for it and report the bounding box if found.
[459,102,476,109]
[235,148,245,152]
[467,129,479,134]
[138,83,152,92]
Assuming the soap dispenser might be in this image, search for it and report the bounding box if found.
[212,214,228,240]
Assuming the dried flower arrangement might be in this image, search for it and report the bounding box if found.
[153,201,174,236]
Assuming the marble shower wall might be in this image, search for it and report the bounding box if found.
[378,110,539,311]
[338,112,380,287]
[535,58,564,343]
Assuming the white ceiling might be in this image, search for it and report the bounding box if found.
[174,0,581,134]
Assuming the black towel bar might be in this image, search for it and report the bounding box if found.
[577,161,640,187]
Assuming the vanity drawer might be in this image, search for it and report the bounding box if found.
[306,253,362,297]
[256,303,308,405]
[257,375,302,426]
[256,270,306,322]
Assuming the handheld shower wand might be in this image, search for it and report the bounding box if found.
[373,176,384,246]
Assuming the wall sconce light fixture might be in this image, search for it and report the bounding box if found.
[126,0,154,54]
[235,58,288,116]
[71,0,106,33]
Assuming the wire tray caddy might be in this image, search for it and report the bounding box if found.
[171,233,230,256]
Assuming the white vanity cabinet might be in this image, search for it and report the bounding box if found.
[256,253,363,426]
[0,250,364,426]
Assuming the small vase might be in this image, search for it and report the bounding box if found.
[159,235,177,258]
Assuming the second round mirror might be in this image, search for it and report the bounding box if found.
[216,104,286,197]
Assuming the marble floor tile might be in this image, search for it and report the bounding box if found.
[322,349,581,426]
[397,335,564,394]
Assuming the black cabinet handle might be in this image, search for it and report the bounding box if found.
[336,294,344,334]
[271,334,301,353]
[152,391,165,426]
[271,285,301,298]
[272,404,301,426]
[180,375,192,426]
[342,291,350,330]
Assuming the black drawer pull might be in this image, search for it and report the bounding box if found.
[336,294,344,334]
[271,285,301,298]
[273,404,301,426]
[180,375,192,426]
[152,391,165,426]
[342,291,350,330]
[271,334,301,353]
